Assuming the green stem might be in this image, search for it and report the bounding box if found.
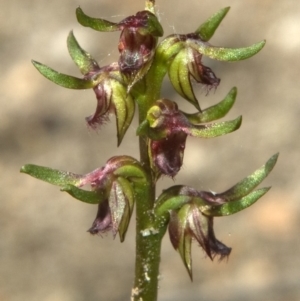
[132,185,165,301]
[131,53,169,300]
[130,19,175,297]
[131,103,162,300]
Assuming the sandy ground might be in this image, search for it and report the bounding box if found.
[1,0,300,300]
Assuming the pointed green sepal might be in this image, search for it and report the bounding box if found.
[185,87,237,123]
[20,164,81,187]
[218,153,279,202]
[189,115,242,138]
[195,7,230,42]
[61,184,105,204]
[76,7,119,32]
[67,31,99,75]
[203,187,270,216]
[32,61,95,89]
[188,40,266,61]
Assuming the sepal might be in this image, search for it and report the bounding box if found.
[67,31,100,75]
[217,153,278,201]
[187,39,266,62]
[32,61,95,89]
[203,153,279,216]
[185,87,237,123]
[61,184,105,204]
[204,187,271,217]
[195,7,230,41]
[20,164,81,187]
[76,7,119,32]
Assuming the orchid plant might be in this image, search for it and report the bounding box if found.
[21,1,278,300]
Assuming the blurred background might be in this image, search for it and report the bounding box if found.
[1,0,300,300]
